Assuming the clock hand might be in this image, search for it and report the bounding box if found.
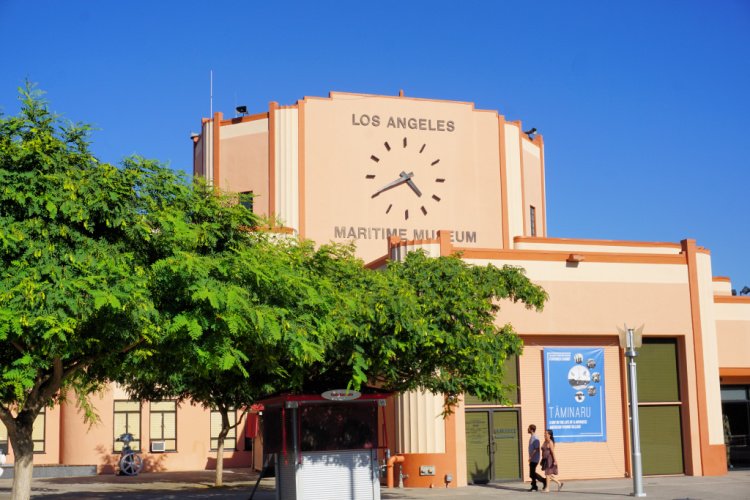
[371,171,414,198]
[405,176,422,197]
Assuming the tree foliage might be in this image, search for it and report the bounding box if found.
[0,83,257,499]
[0,83,548,497]
[294,248,548,404]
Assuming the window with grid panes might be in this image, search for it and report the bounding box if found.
[150,401,176,451]
[0,419,7,454]
[113,400,141,452]
[530,206,537,236]
[32,408,45,453]
[210,408,236,451]
[0,410,46,454]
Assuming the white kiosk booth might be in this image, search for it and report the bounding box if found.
[260,392,387,500]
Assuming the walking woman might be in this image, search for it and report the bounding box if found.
[542,429,563,492]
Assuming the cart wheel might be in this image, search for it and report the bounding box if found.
[119,452,143,476]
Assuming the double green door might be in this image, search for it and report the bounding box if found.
[465,410,521,484]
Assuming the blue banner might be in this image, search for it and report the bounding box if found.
[544,347,606,442]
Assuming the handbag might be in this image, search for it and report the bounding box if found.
[540,457,547,468]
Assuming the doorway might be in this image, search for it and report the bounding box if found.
[722,385,750,469]
[465,409,521,484]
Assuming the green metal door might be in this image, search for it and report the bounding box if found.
[466,410,521,483]
[492,411,521,480]
[466,412,491,483]
[633,338,685,475]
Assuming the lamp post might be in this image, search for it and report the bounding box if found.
[618,324,646,497]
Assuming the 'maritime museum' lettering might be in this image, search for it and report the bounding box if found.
[334,226,476,243]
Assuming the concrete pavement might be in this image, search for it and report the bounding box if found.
[0,468,747,499]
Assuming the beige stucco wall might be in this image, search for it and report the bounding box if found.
[522,141,544,237]
[58,385,249,472]
[395,391,446,454]
[695,253,724,445]
[712,279,733,296]
[504,124,524,243]
[219,119,269,217]
[301,93,506,263]
[465,256,701,477]
[202,120,214,185]
[716,302,750,368]
[514,238,683,255]
[466,257,692,335]
[274,109,299,230]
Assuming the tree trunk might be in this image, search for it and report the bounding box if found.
[214,407,230,488]
[215,434,225,487]
[7,412,36,500]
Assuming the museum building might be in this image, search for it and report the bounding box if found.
[2,91,749,487]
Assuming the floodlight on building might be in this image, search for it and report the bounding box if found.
[740,286,750,296]
[523,127,537,139]
[236,105,248,116]
[567,253,585,263]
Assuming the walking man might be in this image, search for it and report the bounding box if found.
[527,424,547,492]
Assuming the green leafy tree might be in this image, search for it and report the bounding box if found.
[300,248,548,404]
[126,234,546,488]
[121,235,351,487]
[0,84,237,500]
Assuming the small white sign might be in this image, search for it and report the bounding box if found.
[321,389,361,401]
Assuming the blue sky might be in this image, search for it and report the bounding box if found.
[2,1,748,286]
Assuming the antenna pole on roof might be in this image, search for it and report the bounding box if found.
[210,70,213,117]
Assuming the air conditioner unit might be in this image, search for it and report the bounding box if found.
[150,441,166,453]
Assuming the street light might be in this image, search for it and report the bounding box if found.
[618,324,646,497]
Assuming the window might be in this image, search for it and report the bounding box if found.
[150,401,177,452]
[0,420,6,454]
[464,355,519,405]
[530,206,537,236]
[0,411,45,453]
[114,400,141,452]
[32,408,45,453]
[240,191,254,213]
[210,408,236,451]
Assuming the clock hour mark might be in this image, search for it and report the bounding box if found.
[403,137,407,148]
[404,209,409,220]
[431,159,440,166]
[386,204,392,214]
[421,206,427,215]
[384,141,391,151]
[435,178,445,183]
[370,155,380,162]
[432,194,441,202]
[366,174,376,179]
[419,144,426,153]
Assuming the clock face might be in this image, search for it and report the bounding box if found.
[365,136,445,220]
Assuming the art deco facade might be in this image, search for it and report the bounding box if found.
[3,92,748,488]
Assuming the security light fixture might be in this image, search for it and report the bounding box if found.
[236,105,248,115]
[524,127,537,139]
[740,286,750,296]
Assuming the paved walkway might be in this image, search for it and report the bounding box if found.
[0,468,747,499]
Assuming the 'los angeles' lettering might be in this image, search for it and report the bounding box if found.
[352,114,455,132]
